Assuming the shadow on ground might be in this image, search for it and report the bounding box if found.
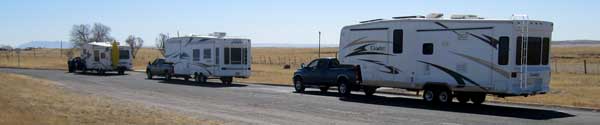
[72,71,128,76]
[299,91,575,120]
[154,78,248,88]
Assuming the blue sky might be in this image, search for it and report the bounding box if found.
[0,0,598,46]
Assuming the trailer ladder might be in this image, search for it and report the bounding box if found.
[512,14,529,90]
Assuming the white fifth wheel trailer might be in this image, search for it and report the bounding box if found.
[338,14,552,104]
[73,41,133,75]
[164,33,251,84]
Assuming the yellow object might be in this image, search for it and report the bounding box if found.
[111,40,120,69]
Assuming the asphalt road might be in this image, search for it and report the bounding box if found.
[2,68,599,125]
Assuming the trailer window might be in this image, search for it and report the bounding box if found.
[193,49,200,61]
[498,37,509,65]
[393,30,403,54]
[230,48,242,64]
[542,38,550,65]
[243,48,248,64]
[422,43,433,55]
[224,48,230,64]
[516,37,542,65]
[119,50,129,59]
[216,48,220,64]
[94,50,100,62]
[203,49,211,59]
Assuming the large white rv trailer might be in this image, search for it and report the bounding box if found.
[164,33,251,83]
[338,14,552,104]
[79,42,133,74]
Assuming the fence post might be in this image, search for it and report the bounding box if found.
[583,60,587,74]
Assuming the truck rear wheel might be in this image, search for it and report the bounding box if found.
[338,79,352,97]
[293,78,305,93]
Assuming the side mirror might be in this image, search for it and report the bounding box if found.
[148,61,152,65]
[300,63,305,68]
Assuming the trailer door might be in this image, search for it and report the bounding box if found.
[344,28,392,86]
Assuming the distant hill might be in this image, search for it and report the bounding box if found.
[552,40,600,45]
[17,41,72,48]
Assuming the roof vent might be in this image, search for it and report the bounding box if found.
[451,14,484,19]
[360,19,384,23]
[426,13,444,19]
[209,32,227,38]
[392,15,425,19]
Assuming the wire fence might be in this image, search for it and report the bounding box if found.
[552,60,600,74]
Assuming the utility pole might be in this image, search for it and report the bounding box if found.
[318,31,321,58]
[60,41,63,56]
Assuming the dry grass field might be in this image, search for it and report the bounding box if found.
[0,46,599,108]
[0,72,219,125]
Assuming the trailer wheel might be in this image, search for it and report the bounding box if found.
[456,94,469,104]
[118,70,125,75]
[319,86,329,93]
[293,77,305,93]
[337,79,352,97]
[195,74,207,83]
[470,93,486,105]
[423,89,436,103]
[146,70,153,79]
[437,89,453,103]
[363,87,377,96]
[220,77,233,84]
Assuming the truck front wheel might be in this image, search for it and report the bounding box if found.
[146,70,153,79]
[293,78,305,93]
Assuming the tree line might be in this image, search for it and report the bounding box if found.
[69,23,169,58]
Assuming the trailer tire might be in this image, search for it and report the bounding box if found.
[118,70,125,75]
[195,74,207,84]
[423,89,437,103]
[363,86,377,96]
[437,89,453,104]
[337,79,352,97]
[456,94,469,104]
[293,77,305,93]
[471,93,486,105]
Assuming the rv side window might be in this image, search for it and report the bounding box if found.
[422,43,433,55]
[94,50,100,62]
[119,50,130,59]
[203,49,211,59]
[542,38,550,65]
[243,48,248,64]
[498,37,509,65]
[224,48,230,64]
[230,48,242,64]
[393,30,403,53]
[516,37,542,65]
[216,48,220,64]
[193,49,200,61]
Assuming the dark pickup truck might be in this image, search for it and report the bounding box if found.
[293,58,374,96]
[146,58,177,80]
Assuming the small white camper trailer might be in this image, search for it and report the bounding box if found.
[164,33,251,84]
[78,42,132,75]
[338,14,552,104]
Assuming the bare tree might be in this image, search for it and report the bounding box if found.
[155,33,169,56]
[70,24,91,48]
[90,23,114,42]
[125,35,144,59]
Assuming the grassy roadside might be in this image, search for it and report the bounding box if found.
[0,73,220,125]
